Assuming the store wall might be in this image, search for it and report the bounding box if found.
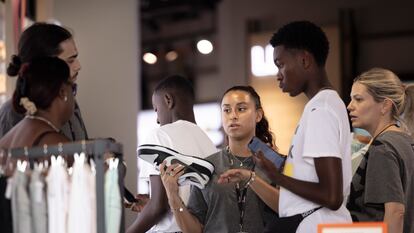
[53,0,140,226]
[216,0,414,89]
[213,0,414,152]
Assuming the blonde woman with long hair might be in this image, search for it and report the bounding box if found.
[347,68,414,233]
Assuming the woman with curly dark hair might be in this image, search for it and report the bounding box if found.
[0,57,75,156]
[160,85,277,233]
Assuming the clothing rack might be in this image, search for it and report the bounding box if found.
[6,139,123,233]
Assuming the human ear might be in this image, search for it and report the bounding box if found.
[256,108,264,123]
[382,99,394,115]
[301,51,312,69]
[164,93,175,109]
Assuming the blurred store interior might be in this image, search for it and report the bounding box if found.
[1,0,414,225]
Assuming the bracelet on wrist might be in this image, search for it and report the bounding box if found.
[171,206,184,212]
[169,199,185,212]
[245,171,256,187]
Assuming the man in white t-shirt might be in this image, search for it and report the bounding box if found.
[127,75,217,233]
[260,21,352,233]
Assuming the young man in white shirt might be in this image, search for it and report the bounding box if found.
[257,21,352,233]
[127,75,217,233]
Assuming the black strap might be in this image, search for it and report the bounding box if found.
[67,120,76,141]
[236,184,249,232]
[74,102,88,140]
[32,131,59,147]
[235,164,255,232]
[301,206,322,218]
[264,206,322,233]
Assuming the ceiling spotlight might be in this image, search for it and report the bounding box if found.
[143,52,157,64]
[165,50,178,62]
[197,39,213,55]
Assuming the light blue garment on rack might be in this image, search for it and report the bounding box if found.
[105,158,122,233]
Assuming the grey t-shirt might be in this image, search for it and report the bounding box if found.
[0,99,88,141]
[187,149,272,233]
[347,131,414,233]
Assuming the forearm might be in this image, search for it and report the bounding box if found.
[127,175,169,233]
[167,193,203,233]
[126,199,168,233]
[274,173,342,210]
[249,175,279,212]
[384,202,405,233]
[268,158,343,210]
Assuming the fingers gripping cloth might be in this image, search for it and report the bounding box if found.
[137,144,215,189]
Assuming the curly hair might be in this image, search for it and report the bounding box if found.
[269,20,329,67]
[12,57,70,114]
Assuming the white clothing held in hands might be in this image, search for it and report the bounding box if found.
[138,120,218,233]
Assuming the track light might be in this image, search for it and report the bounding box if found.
[165,50,178,62]
[143,52,157,64]
[196,39,213,55]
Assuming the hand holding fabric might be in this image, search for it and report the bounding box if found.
[159,162,185,199]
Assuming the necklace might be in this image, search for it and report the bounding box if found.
[226,146,252,167]
[372,123,398,141]
[26,115,60,133]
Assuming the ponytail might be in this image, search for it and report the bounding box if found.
[223,86,276,149]
[401,84,414,138]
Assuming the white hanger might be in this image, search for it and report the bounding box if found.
[17,160,28,172]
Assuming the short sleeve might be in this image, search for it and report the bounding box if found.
[303,108,341,159]
[137,128,174,177]
[138,158,158,178]
[186,186,208,225]
[365,145,404,205]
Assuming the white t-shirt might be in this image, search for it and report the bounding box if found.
[138,120,218,233]
[279,90,352,233]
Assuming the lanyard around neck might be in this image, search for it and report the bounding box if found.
[235,163,255,232]
[372,123,398,141]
